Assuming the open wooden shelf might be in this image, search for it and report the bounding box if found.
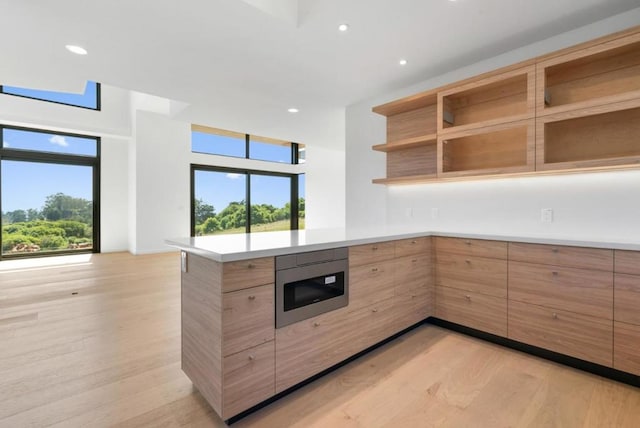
[438,66,535,133]
[538,32,640,116]
[372,92,438,117]
[372,174,438,185]
[439,119,535,178]
[372,134,437,152]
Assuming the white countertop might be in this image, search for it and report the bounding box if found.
[166,227,640,262]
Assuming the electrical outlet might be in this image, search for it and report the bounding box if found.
[541,208,554,223]
[405,207,413,218]
[431,208,439,220]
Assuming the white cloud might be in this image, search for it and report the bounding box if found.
[2,141,9,147]
[49,135,69,147]
[226,173,242,180]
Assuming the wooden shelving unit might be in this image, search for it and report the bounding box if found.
[372,25,640,185]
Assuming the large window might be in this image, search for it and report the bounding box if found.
[191,125,303,164]
[1,126,100,258]
[0,81,101,110]
[192,166,304,236]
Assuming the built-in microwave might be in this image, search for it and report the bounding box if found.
[275,248,348,328]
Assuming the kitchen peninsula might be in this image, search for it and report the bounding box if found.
[167,229,640,422]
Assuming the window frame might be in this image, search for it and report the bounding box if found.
[0,124,101,260]
[190,164,301,236]
[0,81,101,111]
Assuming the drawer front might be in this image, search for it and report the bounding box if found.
[395,236,431,258]
[436,253,507,298]
[347,297,399,356]
[348,259,396,312]
[435,237,508,259]
[394,287,433,332]
[223,257,274,292]
[223,340,275,419]
[614,321,640,376]
[395,254,432,296]
[222,284,275,357]
[349,241,396,267]
[508,242,613,271]
[614,273,640,325]
[615,250,640,275]
[509,261,613,319]
[275,306,352,393]
[508,300,613,367]
[435,286,507,337]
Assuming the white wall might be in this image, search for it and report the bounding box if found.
[100,136,129,252]
[346,9,640,243]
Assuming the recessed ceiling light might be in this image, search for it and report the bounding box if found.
[288,108,299,113]
[399,59,408,66]
[65,45,88,55]
[338,23,349,32]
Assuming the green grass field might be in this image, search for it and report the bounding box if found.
[208,219,305,235]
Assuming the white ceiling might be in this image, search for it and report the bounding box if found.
[1,0,639,144]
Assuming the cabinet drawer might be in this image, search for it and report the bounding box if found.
[435,286,507,337]
[395,254,432,296]
[223,340,275,419]
[222,284,275,357]
[508,242,613,271]
[509,261,613,319]
[615,250,640,275]
[395,236,431,258]
[348,297,399,355]
[348,259,395,312]
[435,237,507,259]
[275,306,352,393]
[223,257,274,292]
[436,253,507,298]
[394,287,433,332]
[614,321,640,376]
[349,241,395,267]
[614,273,640,325]
[508,300,612,367]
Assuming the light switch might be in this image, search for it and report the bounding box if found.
[541,208,554,223]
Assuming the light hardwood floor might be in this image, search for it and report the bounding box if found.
[1,252,639,427]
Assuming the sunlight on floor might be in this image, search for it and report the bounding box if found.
[0,253,94,272]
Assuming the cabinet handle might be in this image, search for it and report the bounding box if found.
[247,263,255,269]
[248,295,256,300]
[552,248,559,253]
[411,240,417,244]
[465,295,471,301]
[248,355,255,361]
[411,294,417,299]
[313,322,320,327]
[372,246,378,251]
[371,267,379,272]
[465,259,471,264]
[552,271,559,277]
[412,259,418,263]
[372,308,378,313]
[552,313,558,319]
[465,240,471,246]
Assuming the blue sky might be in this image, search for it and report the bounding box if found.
[1,81,98,109]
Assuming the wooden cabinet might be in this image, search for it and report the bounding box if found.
[435,237,508,259]
[222,257,274,292]
[393,237,433,331]
[436,252,507,298]
[613,250,640,375]
[349,241,395,267]
[372,25,640,184]
[507,243,614,366]
[348,258,395,312]
[435,286,507,337]
[509,300,612,367]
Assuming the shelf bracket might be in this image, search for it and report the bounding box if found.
[443,110,455,125]
[544,90,552,106]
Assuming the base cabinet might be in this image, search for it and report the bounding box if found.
[435,286,507,337]
[614,322,640,375]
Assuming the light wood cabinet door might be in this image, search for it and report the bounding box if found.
[435,286,507,337]
[395,236,431,258]
[347,297,399,356]
[222,340,275,419]
[275,307,352,393]
[614,321,640,376]
[509,261,613,319]
[615,250,640,275]
[508,242,613,271]
[508,300,613,367]
[348,259,396,312]
[395,254,432,296]
[394,287,433,332]
[349,241,395,267]
[614,273,640,325]
[223,257,274,292]
[435,237,507,259]
[436,253,507,298]
[222,284,274,357]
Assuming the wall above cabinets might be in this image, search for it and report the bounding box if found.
[372,25,640,185]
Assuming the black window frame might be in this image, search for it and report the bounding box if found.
[191,126,302,165]
[0,82,101,111]
[190,164,301,236]
[0,124,101,260]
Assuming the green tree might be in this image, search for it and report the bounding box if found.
[194,198,215,224]
[5,210,27,223]
[42,193,92,224]
[201,217,221,234]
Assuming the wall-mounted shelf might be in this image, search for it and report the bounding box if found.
[372,25,640,185]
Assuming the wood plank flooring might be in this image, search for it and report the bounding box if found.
[1,252,639,427]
